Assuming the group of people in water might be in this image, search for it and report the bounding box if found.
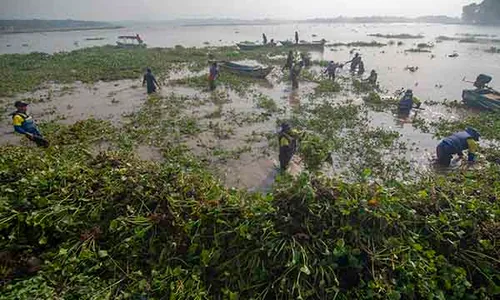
[10,43,481,175]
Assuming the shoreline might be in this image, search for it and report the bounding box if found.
[0,25,124,34]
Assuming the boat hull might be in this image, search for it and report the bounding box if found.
[462,89,500,110]
[220,62,273,79]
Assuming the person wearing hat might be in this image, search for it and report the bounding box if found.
[142,68,160,94]
[398,89,421,115]
[11,101,49,147]
[278,123,302,172]
[436,127,480,167]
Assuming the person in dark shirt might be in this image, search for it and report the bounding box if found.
[295,31,299,44]
[142,68,160,94]
[209,62,219,91]
[262,33,268,44]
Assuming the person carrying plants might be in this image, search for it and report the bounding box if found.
[436,127,480,167]
[282,50,294,72]
[143,68,160,94]
[278,123,302,172]
[290,63,302,89]
[208,62,219,91]
[11,101,49,147]
[398,89,421,115]
[324,61,342,81]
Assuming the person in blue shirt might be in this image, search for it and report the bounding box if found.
[399,89,421,115]
[11,101,49,147]
[436,127,480,167]
[143,68,160,94]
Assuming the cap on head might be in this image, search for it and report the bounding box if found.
[14,101,28,108]
[465,127,480,141]
[405,89,413,95]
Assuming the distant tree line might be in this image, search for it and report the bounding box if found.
[0,19,114,31]
[463,0,500,25]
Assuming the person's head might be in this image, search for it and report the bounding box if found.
[14,101,28,113]
[405,89,413,97]
[289,50,293,55]
[371,70,376,74]
[280,122,291,133]
[355,53,359,57]
[146,68,152,74]
[465,127,480,141]
[212,62,217,67]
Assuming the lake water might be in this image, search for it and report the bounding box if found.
[2,22,500,188]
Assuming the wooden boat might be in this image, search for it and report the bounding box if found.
[280,40,326,49]
[220,62,273,78]
[462,88,500,110]
[116,35,146,48]
[236,43,273,51]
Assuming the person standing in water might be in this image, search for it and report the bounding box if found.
[262,33,268,45]
[295,31,299,44]
[143,68,160,94]
[283,50,294,72]
[324,61,342,81]
[346,53,362,73]
[208,62,219,91]
[290,63,302,89]
[11,101,49,147]
[278,123,301,172]
[357,60,365,75]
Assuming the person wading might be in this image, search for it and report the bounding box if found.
[11,101,49,147]
[324,61,342,81]
[398,89,421,116]
[208,62,219,91]
[143,68,160,94]
[278,123,301,172]
[436,127,480,167]
[346,53,362,73]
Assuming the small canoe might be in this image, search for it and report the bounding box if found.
[220,62,273,78]
[237,43,273,51]
[116,41,147,48]
[280,40,326,49]
[462,88,500,110]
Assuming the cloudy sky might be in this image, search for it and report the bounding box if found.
[2,0,475,21]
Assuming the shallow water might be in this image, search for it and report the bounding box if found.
[2,22,500,189]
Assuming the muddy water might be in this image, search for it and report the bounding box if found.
[2,23,500,188]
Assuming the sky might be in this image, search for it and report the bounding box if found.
[1,0,476,21]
